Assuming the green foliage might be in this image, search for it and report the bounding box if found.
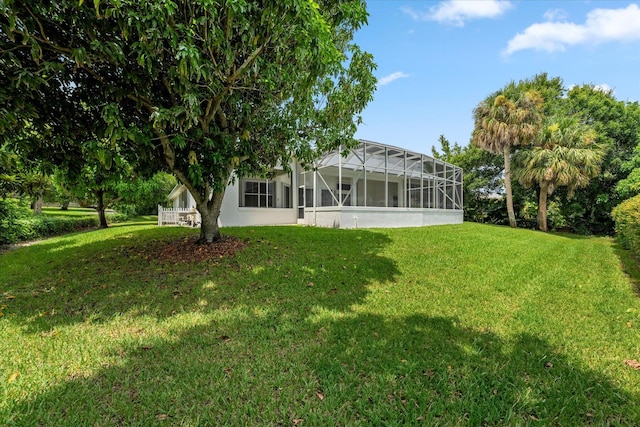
[0,198,98,244]
[0,198,31,243]
[113,172,176,216]
[558,87,640,234]
[0,144,20,196]
[466,75,640,234]
[471,79,544,227]
[612,194,640,255]
[617,143,640,200]
[511,73,564,116]
[520,200,567,230]
[514,115,605,232]
[105,212,130,223]
[0,0,377,243]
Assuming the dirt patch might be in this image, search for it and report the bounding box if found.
[141,235,248,263]
[0,240,43,255]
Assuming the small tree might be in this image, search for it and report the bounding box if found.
[1,1,377,243]
[472,84,543,227]
[114,172,176,216]
[513,117,605,232]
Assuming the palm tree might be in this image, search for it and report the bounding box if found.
[513,116,605,232]
[472,86,542,227]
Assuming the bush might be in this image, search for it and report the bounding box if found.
[0,199,32,244]
[106,212,130,223]
[612,194,640,256]
[0,199,98,244]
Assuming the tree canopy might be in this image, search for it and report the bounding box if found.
[514,116,605,232]
[471,82,543,228]
[455,75,640,234]
[0,0,377,242]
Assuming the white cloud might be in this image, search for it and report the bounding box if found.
[504,4,640,55]
[377,72,411,87]
[402,0,512,27]
[567,83,615,97]
[594,84,613,94]
[543,8,568,22]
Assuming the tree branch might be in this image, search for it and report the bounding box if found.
[23,5,74,56]
[162,77,177,107]
[227,37,271,84]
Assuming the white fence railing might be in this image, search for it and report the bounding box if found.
[157,205,201,226]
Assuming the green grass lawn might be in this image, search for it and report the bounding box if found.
[1,222,639,425]
[41,206,99,217]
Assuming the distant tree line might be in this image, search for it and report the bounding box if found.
[433,73,640,235]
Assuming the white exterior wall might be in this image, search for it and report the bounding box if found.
[169,169,299,227]
[305,207,463,229]
[168,182,463,229]
[218,179,297,226]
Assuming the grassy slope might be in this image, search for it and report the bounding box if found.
[1,222,639,425]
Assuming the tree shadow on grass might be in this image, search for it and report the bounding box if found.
[5,312,638,425]
[0,225,398,333]
[310,314,640,425]
[3,226,639,425]
[611,241,640,298]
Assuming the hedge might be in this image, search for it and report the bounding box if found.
[612,194,640,257]
[0,199,99,245]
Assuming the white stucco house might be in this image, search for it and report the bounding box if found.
[159,139,463,229]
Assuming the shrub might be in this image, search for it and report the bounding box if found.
[0,199,98,244]
[0,199,32,244]
[106,212,130,223]
[612,194,640,256]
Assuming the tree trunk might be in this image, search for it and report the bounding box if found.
[96,189,108,229]
[33,194,43,214]
[537,181,549,232]
[61,200,70,210]
[503,145,517,228]
[196,189,226,244]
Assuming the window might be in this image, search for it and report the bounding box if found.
[283,184,291,208]
[407,179,421,208]
[179,188,190,208]
[242,180,275,208]
[337,182,351,206]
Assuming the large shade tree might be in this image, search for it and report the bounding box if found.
[560,85,640,234]
[513,117,605,232]
[0,0,377,243]
[471,84,543,228]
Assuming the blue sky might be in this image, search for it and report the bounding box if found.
[352,0,640,154]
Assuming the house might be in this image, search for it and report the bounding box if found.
[159,139,463,228]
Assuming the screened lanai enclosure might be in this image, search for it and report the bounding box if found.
[297,139,463,228]
[162,139,463,229]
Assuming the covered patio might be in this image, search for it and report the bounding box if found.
[297,139,463,228]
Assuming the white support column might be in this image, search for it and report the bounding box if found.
[363,141,367,207]
[338,144,343,207]
[420,155,424,208]
[313,167,318,226]
[403,151,407,208]
[384,146,388,208]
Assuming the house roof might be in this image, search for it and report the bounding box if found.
[315,139,462,179]
[167,184,186,201]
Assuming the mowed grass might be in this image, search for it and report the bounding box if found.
[40,206,98,217]
[1,222,639,425]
